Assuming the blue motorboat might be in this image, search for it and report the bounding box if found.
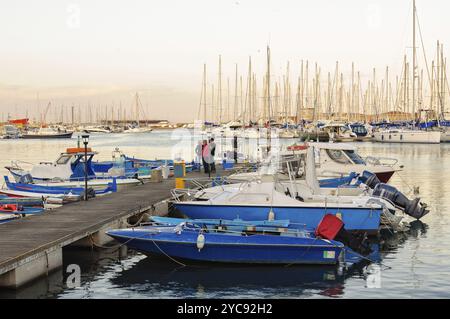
[151,216,376,262]
[106,222,344,265]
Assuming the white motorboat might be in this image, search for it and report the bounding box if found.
[5,147,142,190]
[230,142,402,183]
[310,142,402,183]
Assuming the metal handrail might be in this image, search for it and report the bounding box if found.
[364,156,399,167]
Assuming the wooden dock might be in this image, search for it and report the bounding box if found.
[0,179,175,288]
[0,167,231,289]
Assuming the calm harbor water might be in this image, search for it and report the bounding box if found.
[0,130,449,299]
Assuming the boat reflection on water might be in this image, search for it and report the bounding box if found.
[379,220,428,253]
[110,256,352,298]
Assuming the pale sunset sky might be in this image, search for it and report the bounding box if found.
[0,0,448,122]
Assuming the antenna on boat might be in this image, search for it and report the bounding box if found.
[266,45,272,155]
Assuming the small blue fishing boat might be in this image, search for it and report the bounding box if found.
[1,176,117,199]
[106,218,345,265]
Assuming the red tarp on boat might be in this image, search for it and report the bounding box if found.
[315,214,344,240]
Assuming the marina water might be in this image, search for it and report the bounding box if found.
[0,131,449,299]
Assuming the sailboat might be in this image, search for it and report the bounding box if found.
[123,93,153,133]
[22,126,73,139]
[373,0,441,144]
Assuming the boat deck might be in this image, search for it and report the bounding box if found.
[0,166,235,288]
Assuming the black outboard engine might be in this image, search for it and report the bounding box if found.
[357,171,381,189]
[372,183,429,220]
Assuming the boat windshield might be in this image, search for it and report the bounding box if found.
[325,149,351,164]
[343,150,366,164]
[56,155,73,165]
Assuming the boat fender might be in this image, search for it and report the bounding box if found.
[196,233,205,251]
[268,209,275,221]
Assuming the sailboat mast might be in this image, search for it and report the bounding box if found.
[412,0,417,122]
[218,55,222,124]
[234,64,238,122]
[203,64,207,123]
[266,45,272,154]
[267,46,271,125]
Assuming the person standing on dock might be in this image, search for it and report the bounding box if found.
[195,140,202,171]
[209,138,216,174]
[202,140,210,174]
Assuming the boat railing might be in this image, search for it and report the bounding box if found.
[8,160,35,171]
[364,156,399,167]
[170,176,233,202]
[170,188,197,202]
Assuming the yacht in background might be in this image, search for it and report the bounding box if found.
[373,128,441,144]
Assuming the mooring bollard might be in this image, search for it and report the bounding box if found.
[174,161,186,189]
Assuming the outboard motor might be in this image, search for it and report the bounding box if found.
[372,183,429,220]
[357,171,381,189]
[18,174,33,184]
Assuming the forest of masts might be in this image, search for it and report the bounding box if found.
[1,92,152,126]
[198,43,450,126]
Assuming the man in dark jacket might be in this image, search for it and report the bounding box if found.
[208,138,216,173]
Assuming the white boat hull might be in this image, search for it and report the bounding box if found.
[373,130,441,144]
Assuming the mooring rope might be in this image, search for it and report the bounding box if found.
[148,237,187,267]
[88,228,189,267]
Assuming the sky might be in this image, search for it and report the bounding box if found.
[0,0,449,122]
